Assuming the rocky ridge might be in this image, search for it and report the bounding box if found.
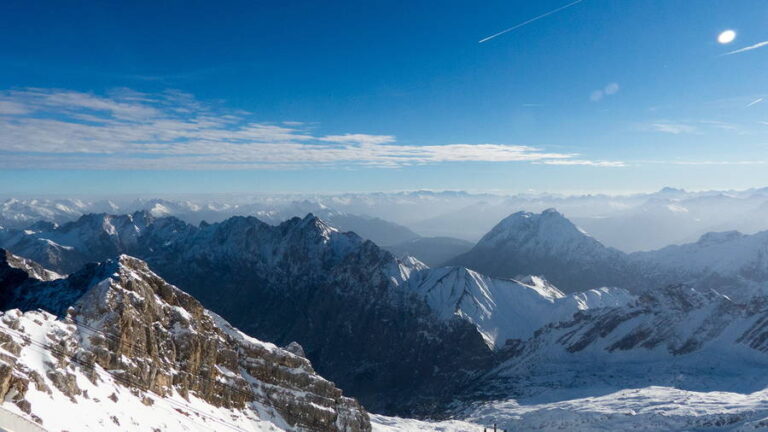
[0,250,370,431]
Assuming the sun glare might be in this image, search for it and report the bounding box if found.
[718,29,736,44]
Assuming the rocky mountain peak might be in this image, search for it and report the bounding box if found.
[0,254,371,431]
[447,210,626,292]
[479,208,591,249]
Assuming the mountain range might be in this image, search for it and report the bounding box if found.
[3,206,768,430]
[6,186,768,254]
[449,209,768,299]
[0,212,498,415]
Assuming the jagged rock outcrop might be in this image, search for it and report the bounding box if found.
[0,251,370,432]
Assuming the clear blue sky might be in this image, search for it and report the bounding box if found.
[1,0,768,194]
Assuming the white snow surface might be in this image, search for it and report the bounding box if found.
[0,310,291,432]
[406,266,634,349]
[370,414,482,432]
[462,386,768,431]
[631,230,768,289]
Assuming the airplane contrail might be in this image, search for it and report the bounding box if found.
[724,40,768,56]
[746,97,764,108]
[478,0,585,43]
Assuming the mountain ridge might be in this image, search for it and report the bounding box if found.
[0,249,371,431]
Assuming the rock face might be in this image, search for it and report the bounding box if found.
[0,251,370,432]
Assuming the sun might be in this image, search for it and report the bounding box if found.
[718,30,736,44]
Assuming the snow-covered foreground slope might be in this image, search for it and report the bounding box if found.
[0,310,295,432]
[370,414,483,432]
[0,251,370,432]
[463,386,768,432]
[440,284,768,431]
[376,386,768,432]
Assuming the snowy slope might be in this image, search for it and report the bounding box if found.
[445,283,768,429]
[630,230,768,299]
[370,414,483,432]
[0,253,370,432]
[0,310,296,432]
[463,386,768,432]
[406,268,633,349]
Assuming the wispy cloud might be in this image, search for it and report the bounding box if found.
[645,119,753,135]
[319,134,396,145]
[590,82,620,102]
[0,88,621,170]
[723,40,768,56]
[647,121,699,135]
[537,159,626,167]
[0,101,31,115]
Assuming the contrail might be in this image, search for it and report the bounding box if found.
[724,40,768,56]
[746,97,764,108]
[479,0,585,43]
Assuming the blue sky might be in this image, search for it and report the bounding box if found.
[1,0,768,194]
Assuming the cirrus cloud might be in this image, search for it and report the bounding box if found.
[0,88,622,170]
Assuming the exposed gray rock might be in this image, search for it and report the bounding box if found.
[0,252,370,432]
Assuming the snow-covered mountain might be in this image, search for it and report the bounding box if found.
[0,210,651,416]
[451,284,768,431]
[405,268,634,349]
[629,230,768,299]
[446,209,629,292]
[0,213,498,416]
[0,198,119,229]
[0,250,370,431]
[6,207,768,426]
[7,187,768,253]
[0,197,421,247]
[446,208,768,299]
[5,208,768,430]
